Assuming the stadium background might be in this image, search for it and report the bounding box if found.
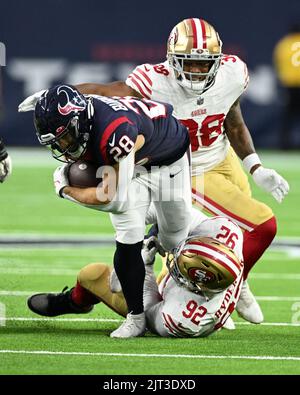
[1,0,300,147]
[0,0,300,377]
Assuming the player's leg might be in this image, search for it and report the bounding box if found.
[192,147,276,280]
[108,181,150,337]
[27,271,100,317]
[78,263,127,317]
[153,152,192,251]
[192,149,276,323]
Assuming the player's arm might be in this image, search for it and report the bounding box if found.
[18,82,142,112]
[55,134,145,211]
[224,98,257,169]
[224,99,289,203]
[75,81,142,98]
[60,161,121,206]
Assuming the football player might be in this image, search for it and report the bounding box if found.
[27,207,244,338]
[31,84,192,338]
[19,18,289,325]
[0,137,12,183]
[72,18,290,324]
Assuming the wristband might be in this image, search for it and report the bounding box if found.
[242,153,261,173]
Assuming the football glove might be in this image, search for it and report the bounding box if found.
[18,89,46,112]
[53,164,69,197]
[0,155,12,183]
[141,236,165,266]
[252,166,289,203]
[0,139,12,183]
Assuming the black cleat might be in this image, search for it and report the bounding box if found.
[27,286,93,317]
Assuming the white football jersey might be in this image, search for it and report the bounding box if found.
[126,56,249,174]
[144,213,244,337]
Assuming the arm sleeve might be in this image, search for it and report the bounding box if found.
[125,63,154,99]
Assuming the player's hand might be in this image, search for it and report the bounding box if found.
[142,236,165,266]
[18,90,46,112]
[0,155,12,183]
[53,164,69,197]
[252,166,289,203]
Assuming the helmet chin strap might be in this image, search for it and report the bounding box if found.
[87,98,94,124]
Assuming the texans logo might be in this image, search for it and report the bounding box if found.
[57,85,86,116]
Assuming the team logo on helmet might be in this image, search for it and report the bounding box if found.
[57,85,86,116]
[168,27,178,47]
[188,267,216,284]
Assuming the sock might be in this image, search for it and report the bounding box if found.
[71,281,100,307]
[114,240,145,315]
[242,216,277,279]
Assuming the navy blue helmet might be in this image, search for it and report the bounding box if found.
[34,85,93,162]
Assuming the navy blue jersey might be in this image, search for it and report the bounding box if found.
[85,96,190,168]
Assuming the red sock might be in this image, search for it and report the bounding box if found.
[71,281,100,307]
[242,216,277,279]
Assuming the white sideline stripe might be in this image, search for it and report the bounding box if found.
[1,349,300,361]
[4,317,300,327]
[235,322,300,327]
[250,273,300,280]
[5,317,121,323]
[256,296,300,301]
[2,267,300,280]
[1,291,300,301]
[0,268,78,275]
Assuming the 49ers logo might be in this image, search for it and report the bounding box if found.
[188,267,215,283]
[57,85,86,115]
[168,27,178,47]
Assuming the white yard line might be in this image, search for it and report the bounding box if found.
[1,290,300,301]
[1,267,300,279]
[0,349,300,361]
[3,316,300,327]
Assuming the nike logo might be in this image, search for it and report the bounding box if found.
[109,134,116,147]
[170,170,182,178]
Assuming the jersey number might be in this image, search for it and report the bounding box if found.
[109,135,135,162]
[118,97,166,119]
[215,225,239,249]
[180,113,225,150]
[182,300,207,326]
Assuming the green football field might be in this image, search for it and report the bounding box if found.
[0,148,300,375]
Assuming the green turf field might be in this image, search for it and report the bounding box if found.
[0,148,299,375]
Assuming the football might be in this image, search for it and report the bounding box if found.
[67,160,100,188]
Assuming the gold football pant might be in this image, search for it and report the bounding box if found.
[78,263,127,317]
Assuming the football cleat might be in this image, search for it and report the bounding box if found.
[222,316,236,330]
[236,281,264,324]
[110,312,146,338]
[27,286,93,317]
